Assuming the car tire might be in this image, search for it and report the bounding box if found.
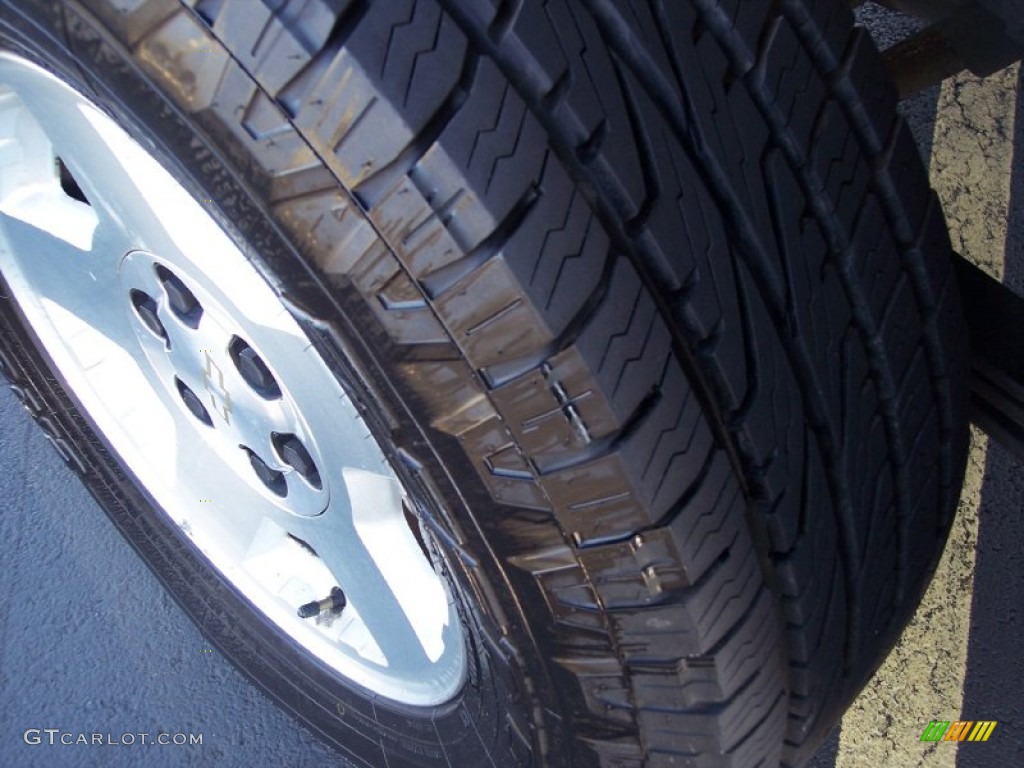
[0,1,970,766]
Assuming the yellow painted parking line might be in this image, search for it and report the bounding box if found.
[836,63,1019,767]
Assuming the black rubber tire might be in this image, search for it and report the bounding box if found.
[0,1,970,766]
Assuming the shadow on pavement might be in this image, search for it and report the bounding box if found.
[957,62,1024,767]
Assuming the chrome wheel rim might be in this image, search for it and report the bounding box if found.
[0,51,466,706]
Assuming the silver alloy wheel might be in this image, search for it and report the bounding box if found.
[0,51,466,706]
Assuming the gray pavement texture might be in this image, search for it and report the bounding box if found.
[0,384,341,766]
[1,4,1023,767]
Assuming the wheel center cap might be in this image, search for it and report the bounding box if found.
[117,249,328,517]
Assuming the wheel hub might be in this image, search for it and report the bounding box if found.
[119,249,328,517]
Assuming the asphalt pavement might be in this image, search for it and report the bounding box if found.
[1,5,1022,767]
[0,378,341,767]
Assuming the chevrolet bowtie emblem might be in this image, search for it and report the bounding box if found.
[203,352,232,424]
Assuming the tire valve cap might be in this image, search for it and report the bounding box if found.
[298,587,346,619]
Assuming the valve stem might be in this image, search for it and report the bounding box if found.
[297,587,346,619]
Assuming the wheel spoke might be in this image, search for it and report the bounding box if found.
[0,208,130,344]
[290,471,436,675]
[0,56,186,260]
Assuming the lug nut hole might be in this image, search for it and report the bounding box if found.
[130,289,167,343]
[155,265,203,327]
[230,337,281,399]
[273,433,321,489]
[175,378,213,426]
[244,447,287,497]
